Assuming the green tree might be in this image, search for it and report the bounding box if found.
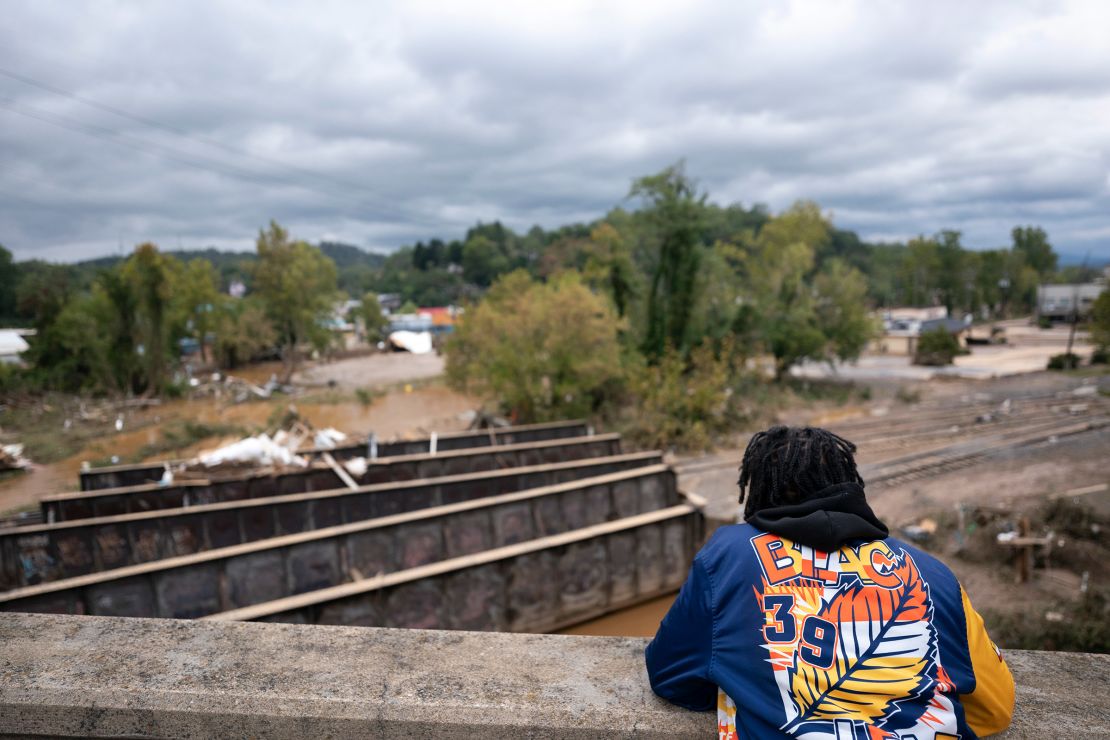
[813,259,878,364]
[740,204,875,378]
[359,292,388,343]
[212,297,277,369]
[581,223,638,319]
[175,258,220,363]
[445,270,624,421]
[121,243,180,393]
[935,230,970,314]
[632,162,706,358]
[461,234,510,287]
[0,245,15,322]
[902,236,940,306]
[744,202,824,378]
[1012,226,1057,277]
[1090,290,1110,351]
[252,221,339,381]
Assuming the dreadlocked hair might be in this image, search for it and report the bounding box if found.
[737,425,863,520]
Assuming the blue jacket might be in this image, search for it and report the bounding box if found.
[646,485,1014,739]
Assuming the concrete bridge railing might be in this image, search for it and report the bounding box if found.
[1,613,1107,738]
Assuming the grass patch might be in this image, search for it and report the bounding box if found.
[130,420,248,463]
[355,387,380,406]
[0,395,145,464]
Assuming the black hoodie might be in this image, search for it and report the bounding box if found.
[745,481,889,551]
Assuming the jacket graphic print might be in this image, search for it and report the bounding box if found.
[646,484,1014,739]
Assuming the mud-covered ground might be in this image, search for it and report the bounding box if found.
[0,354,476,515]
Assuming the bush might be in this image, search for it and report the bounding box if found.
[445,271,625,422]
[1090,347,1109,365]
[1047,353,1080,371]
[913,328,961,366]
[1037,315,1053,329]
[623,339,739,452]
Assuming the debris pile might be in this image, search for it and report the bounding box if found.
[187,372,294,403]
[0,443,31,471]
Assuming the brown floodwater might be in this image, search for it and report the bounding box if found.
[558,594,677,637]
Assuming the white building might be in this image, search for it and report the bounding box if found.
[0,329,31,365]
[1037,283,1105,321]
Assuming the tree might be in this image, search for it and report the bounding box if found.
[1090,290,1110,351]
[632,162,706,358]
[461,234,510,287]
[1012,226,1057,277]
[252,221,340,381]
[581,223,638,319]
[740,203,875,378]
[121,243,179,393]
[935,230,970,315]
[0,245,15,322]
[212,297,277,369]
[902,237,940,307]
[813,259,878,364]
[744,202,824,378]
[445,270,624,421]
[359,292,388,343]
[175,258,220,363]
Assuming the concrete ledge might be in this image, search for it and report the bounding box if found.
[1,614,1107,739]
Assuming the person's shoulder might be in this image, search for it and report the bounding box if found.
[887,535,961,588]
[695,522,762,568]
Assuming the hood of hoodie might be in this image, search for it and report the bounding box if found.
[746,482,889,551]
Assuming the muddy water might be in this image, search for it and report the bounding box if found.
[0,383,479,514]
[558,594,677,637]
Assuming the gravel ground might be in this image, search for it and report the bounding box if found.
[295,352,446,389]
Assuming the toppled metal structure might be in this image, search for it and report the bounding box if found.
[1,421,704,633]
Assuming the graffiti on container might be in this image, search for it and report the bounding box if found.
[17,534,53,585]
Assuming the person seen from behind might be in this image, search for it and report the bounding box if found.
[646,426,1014,738]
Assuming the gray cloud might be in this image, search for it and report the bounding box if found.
[1,0,1108,262]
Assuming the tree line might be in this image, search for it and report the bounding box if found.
[0,161,1094,407]
[443,164,1095,446]
[0,222,341,394]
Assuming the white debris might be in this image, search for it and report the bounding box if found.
[343,457,368,477]
[1072,385,1097,397]
[159,467,174,487]
[313,428,348,449]
[0,444,32,471]
[388,330,434,354]
[197,434,307,468]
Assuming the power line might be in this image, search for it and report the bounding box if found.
[0,97,314,193]
[0,96,431,225]
[0,65,416,217]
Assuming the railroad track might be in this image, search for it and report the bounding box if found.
[865,417,1110,488]
[675,415,1110,483]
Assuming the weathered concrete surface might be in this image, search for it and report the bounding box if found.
[0,614,1106,738]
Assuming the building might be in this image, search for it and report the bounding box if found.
[1037,283,1106,322]
[869,308,970,356]
[0,329,31,365]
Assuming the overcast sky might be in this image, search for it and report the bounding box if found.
[2,0,1109,262]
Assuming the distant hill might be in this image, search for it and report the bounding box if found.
[69,242,386,294]
[318,241,388,268]
[75,242,385,272]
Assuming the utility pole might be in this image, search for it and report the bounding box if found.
[1064,252,1091,367]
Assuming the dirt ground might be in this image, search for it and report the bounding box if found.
[295,352,446,389]
[794,320,1092,381]
[0,354,477,515]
